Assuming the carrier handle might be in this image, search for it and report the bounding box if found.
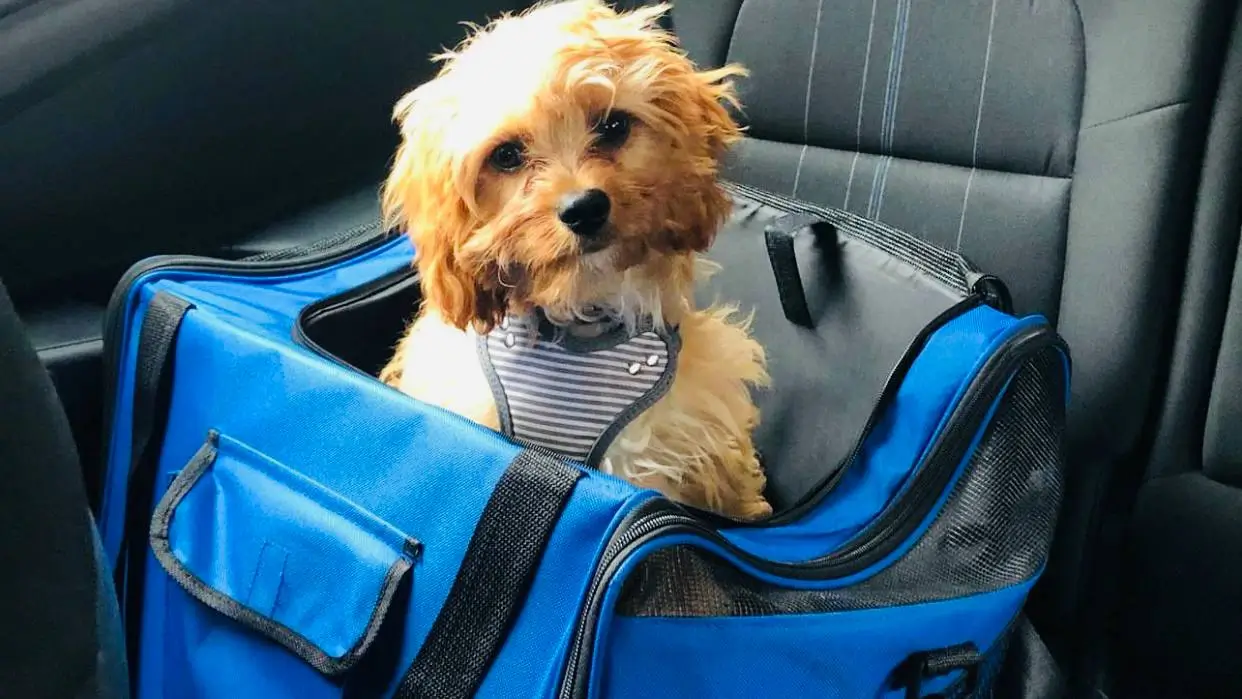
[766,214,1017,326]
[764,212,836,328]
[891,642,983,698]
[395,450,582,699]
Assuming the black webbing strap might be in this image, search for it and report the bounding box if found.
[115,291,193,683]
[892,641,983,699]
[764,213,834,328]
[396,451,582,699]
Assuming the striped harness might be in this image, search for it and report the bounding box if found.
[477,311,680,467]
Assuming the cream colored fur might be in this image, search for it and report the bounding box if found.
[377,0,772,520]
[381,304,771,520]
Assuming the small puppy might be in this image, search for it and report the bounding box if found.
[379,0,771,520]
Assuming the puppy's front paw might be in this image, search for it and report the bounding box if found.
[715,450,773,521]
[378,357,403,388]
[728,494,773,522]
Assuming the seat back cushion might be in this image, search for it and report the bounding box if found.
[668,0,1236,656]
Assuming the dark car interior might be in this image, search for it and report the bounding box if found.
[3,0,1242,696]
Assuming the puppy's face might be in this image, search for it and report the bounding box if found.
[384,0,744,331]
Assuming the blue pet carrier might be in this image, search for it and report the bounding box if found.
[98,181,1069,699]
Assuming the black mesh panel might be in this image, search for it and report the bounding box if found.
[616,347,1066,617]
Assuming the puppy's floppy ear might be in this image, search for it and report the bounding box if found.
[658,61,748,253]
[687,64,747,161]
[382,84,508,331]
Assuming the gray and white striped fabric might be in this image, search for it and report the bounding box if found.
[478,312,678,466]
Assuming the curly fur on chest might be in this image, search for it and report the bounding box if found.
[380,305,772,520]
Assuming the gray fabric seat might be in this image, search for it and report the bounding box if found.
[662,0,1239,682]
[1120,9,1242,695]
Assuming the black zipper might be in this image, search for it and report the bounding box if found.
[555,499,683,699]
[239,219,384,263]
[558,323,1064,698]
[290,272,985,534]
[708,292,987,530]
[97,224,392,512]
[692,179,1008,529]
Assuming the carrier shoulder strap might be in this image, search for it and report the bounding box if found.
[115,291,193,682]
[395,450,582,699]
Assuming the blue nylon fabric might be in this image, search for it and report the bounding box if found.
[90,236,639,697]
[165,433,415,661]
[585,383,1015,697]
[97,232,1058,698]
[720,307,1039,562]
[598,580,1033,698]
[133,309,642,698]
[99,236,416,560]
[481,484,656,699]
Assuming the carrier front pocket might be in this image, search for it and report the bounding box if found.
[149,431,419,693]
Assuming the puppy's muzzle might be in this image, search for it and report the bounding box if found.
[558,189,611,242]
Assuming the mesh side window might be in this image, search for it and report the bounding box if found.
[616,347,1066,617]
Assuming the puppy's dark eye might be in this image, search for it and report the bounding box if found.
[488,141,526,172]
[592,111,632,150]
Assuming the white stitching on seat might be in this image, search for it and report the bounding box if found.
[844,0,880,211]
[792,145,809,198]
[868,0,901,218]
[873,0,910,219]
[791,0,825,198]
[956,0,999,252]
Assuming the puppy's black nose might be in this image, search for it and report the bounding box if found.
[558,189,611,237]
